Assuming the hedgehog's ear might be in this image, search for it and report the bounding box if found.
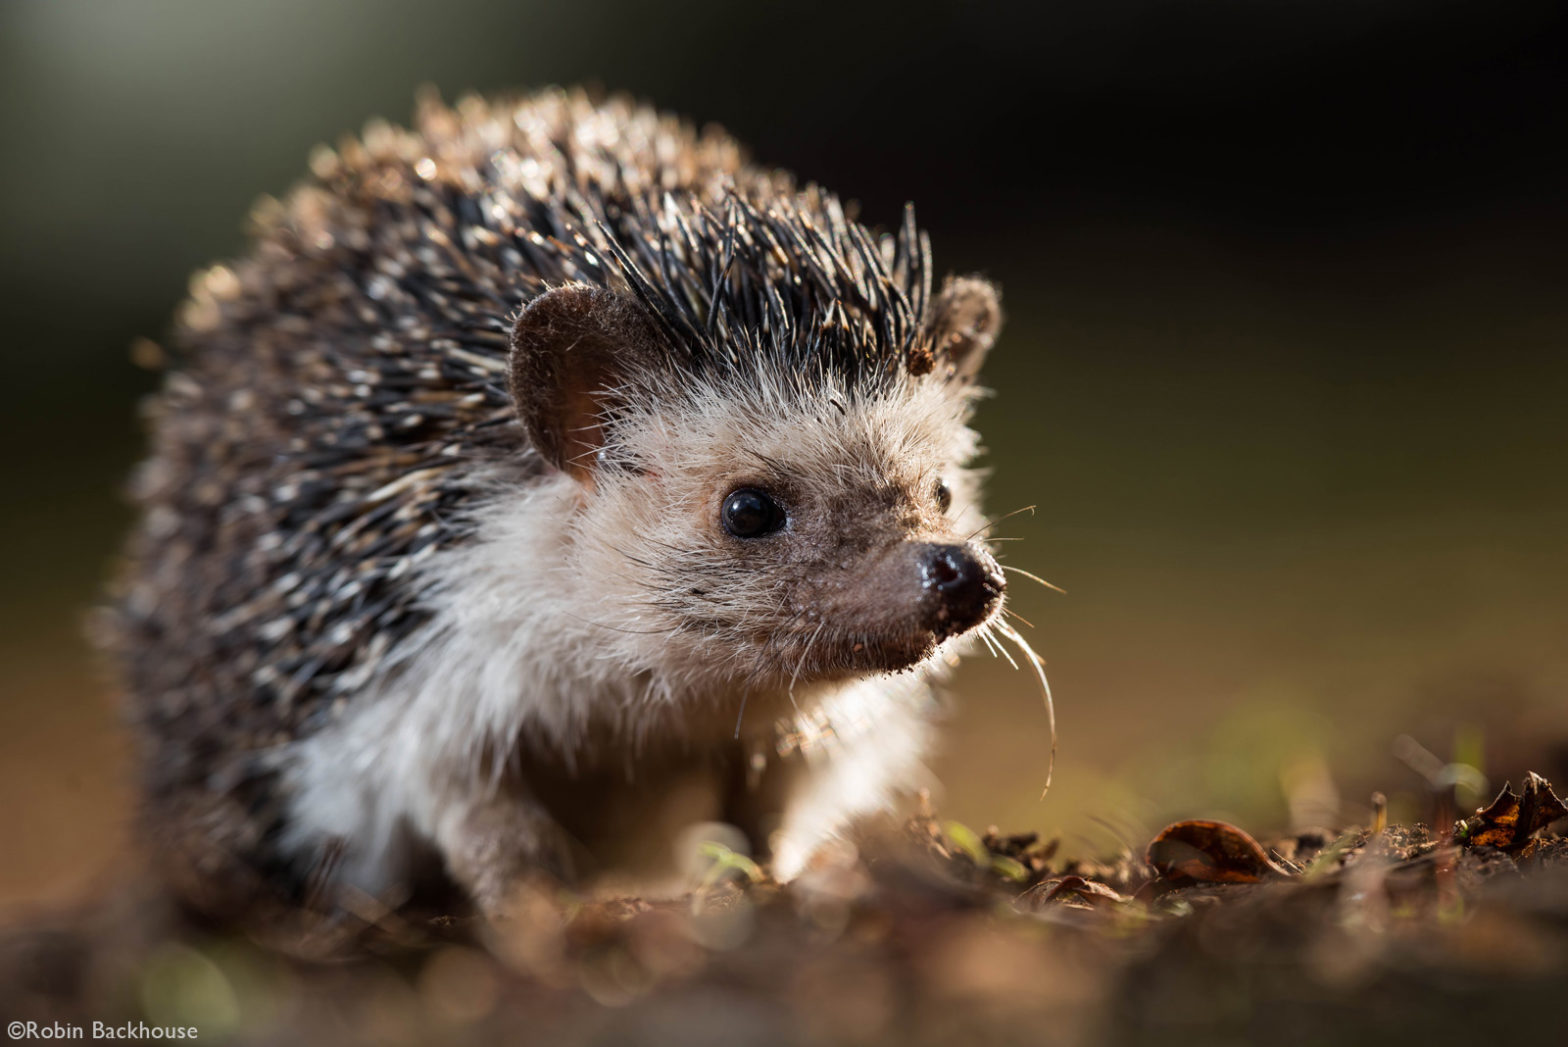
[921,276,1003,381]
[509,284,665,484]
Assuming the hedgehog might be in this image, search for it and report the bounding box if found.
[107,88,1043,924]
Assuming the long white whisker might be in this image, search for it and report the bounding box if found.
[996,621,1055,798]
[971,619,1005,665]
[975,622,1009,664]
[989,623,1020,670]
[732,690,752,740]
[964,504,1037,543]
[999,564,1066,595]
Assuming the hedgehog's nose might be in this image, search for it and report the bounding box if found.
[917,543,1005,639]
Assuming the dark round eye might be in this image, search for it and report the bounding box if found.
[722,488,786,538]
[935,480,953,513]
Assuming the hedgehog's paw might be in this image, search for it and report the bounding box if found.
[435,792,575,922]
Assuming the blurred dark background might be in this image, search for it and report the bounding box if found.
[3,0,1565,907]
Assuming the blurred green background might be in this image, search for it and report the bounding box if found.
[3,0,1565,907]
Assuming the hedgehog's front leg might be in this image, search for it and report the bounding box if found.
[432,787,576,919]
[767,679,938,881]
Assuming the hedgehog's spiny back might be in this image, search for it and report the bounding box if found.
[384,89,937,387]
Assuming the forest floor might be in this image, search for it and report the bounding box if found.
[2,775,1566,1047]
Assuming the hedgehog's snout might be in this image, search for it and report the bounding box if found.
[915,543,1005,640]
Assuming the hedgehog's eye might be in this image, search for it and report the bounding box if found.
[935,480,953,513]
[722,488,786,539]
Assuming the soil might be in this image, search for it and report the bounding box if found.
[2,778,1565,1046]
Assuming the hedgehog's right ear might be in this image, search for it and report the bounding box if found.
[509,284,666,484]
[918,276,1003,381]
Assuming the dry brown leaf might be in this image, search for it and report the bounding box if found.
[1017,875,1124,912]
[1145,820,1292,885]
[1457,772,1568,854]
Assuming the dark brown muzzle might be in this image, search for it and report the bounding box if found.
[914,543,1005,640]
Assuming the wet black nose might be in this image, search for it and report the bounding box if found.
[917,543,1005,639]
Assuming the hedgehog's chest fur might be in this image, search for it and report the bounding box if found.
[112,89,1008,918]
